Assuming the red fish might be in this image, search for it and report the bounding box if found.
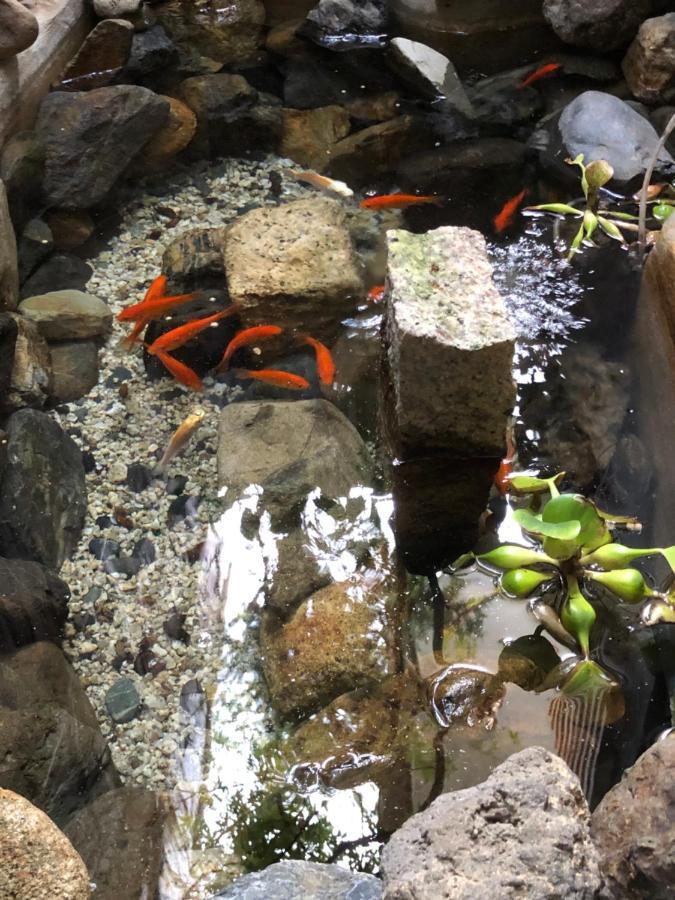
[518,63,562,89]
[155,350,203,392]
[367,284,386,304]
[299,334,335,386]
[216,325,283,373]
[233,368,310,390]
[117,290,202,323]
[147,308,237,355]
[360,193,443,211]
[493,188,529,233]
[494,430,516,495]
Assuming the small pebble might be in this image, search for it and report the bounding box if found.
[164,611,190,644]
[109,461,128,483]
[105,677,142,724]
[89,538,120,560]
[166,474,188,496]
[126,462,154,492]
[104,556,142,578]
[133,537,156,565]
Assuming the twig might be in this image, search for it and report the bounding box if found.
[638,111,675,253]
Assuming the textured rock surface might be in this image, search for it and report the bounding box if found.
[36,85,170,208]
[382,746,602,899]
[216,860,383,899]
[385,226,515,456]
[326,115,426,185]
[49,339,99,402]
[302,0,389,48]
[0,312,51,414]
[623,14,675,104]
[224,198,362,341]
[591,736,675,899]
[0,179,18,310]
[20,254,92,299]
[64,787,169,900]
[58,17,134,91]
[161,226,228,288]
[93,0,141,16]
[0,558,69,650]
[261,575,396,717]
[0,0,39,61]
[542,0,650,52]
[0,408,87,568]
[19,289,112,340]
[264,527,331,617]
[138,95,196,171]
[388,37,473,112]
[0,788,90,900]
[280,105,351,169]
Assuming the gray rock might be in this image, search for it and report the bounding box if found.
[0,409,87,569]
[591,736,675,899]
[121,25,179,84]
[265,527,331,617]
[542,0,650,52]
[0,312,51,414]
[388,37,473,114]
[93,0,141,17]
[20,254,92,300]
[384,226,515,456]
[0,179,19,311]
[301,0,389,48]
[382,746,602,899]
[49,340,99,402]
[0,132,44,233]
[17,217,52,283]
[0,558,69,651]
[0,0,39,61]
[623,13,675,105]
[19,290,112,340]
[105,677,142,723]
[64,787,169,900]
[215,860,382,899]
[395,138,527,190]
[58,18,134,92]
[36,85,170,209]
[161,226,228,289]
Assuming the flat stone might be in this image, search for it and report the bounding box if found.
[591,736,675,899]
[224,197,362,342]
[325,115,429,185]
[19,289,112,340]
[215,861,382,899]
[105,676,142,723]
[0,179,19,310]
[49,339,99,402]
[93,0,141,17]
[0,788,89,900]
[20,253,92,299]
[388,37,473,113]
[0,558,69,651]
[623,14,675,105]
[384,226,515,456]
[161,226,228,289]
[0,312,51,414]
[381,746,602,899]
[0,0,39,62]
[58,18,133,91]
[543,0,649,52]
[280,105,351,169]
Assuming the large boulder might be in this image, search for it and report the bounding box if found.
[280,105,351,169]
[0,0,39,61]
[35,85,170,208]
[0,312,51,414]
[591,736,675,899]
[325,115,428,185]
[0,788,90,900]
[19,289,112,340]
[384,225,515,457]
[381,746,602,899]
[57,18,134,91]
[387,37,473,113]
[0,179,18,311]
[0,559,69,651]
[542,0,650,52]
[0,409,87,569]
[224,198,363,341]
[623,14,675,105]
[216,860,382,899]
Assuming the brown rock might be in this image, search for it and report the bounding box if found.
[0,312,51,413]
[0,0,39,62]
[265,527,331,618]
[44,209,95,251]
[325,115,429,185]
[161,225,228,288]
[138,95,197,171]
[0,557,69,652]
[49,339,99,402]
[342,91,401,124]
[0,788,90,900]
[265,18,309,57]
[623,13,675,104]
[260,574,397,718]
[280,105,351,170]
[19,289,112,340]
[591,736,675,899]
[57,18,134,91]
[0,179,19,311]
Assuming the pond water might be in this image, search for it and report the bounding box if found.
[1,2,674,899]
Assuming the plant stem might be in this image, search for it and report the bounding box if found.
[638,111,675,253]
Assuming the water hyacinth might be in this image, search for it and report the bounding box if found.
[579,543,660,569]
[500,567,553,598]
[585,568,653,604]
[561,579,596,658]
[476,544,556,570]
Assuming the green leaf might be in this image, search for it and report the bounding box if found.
[585,159,614,190]
[660,546,675,574]
[641,598,675,626]
[561,580,596,657]
[566,154,588,199]
[542,494,610,553]
[583,209,598,241]
[586,568,651,603]
[579,543,660,569]
[603,210,638,221]
[477,544,556,570]
[513,508,581,541]
[500,568,553,598]
[567,220,586,260]
[594,508,641,528]
[509,472,565,496]
[653,202,675,222]
[451,551,475,571]
[597,215,624,241]
[529,203,583,216]
[559,658,619,697]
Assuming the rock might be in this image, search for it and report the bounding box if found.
[384,226,515,456]
[132,537,156,565]
[105,676,142,723]
[301,0,389,49]
[64,787,169,900]
[388,37,473,113]
[121,24,179,84]
[163,610,189,642]
[325,115,428,185]
[260,574,396,718]
[93,0,141,17]
[395,138,527,191]
[0,179,19,310]
[36,85,170,209]
[215,860,383,899]
[161,226,228,289]
[0,312,51,414]
[623,14,675,105]
[58,18,134,91]
[382,746,602,899]
[0,788,90,900]
[88,538,120,561]
[224,197,362,342]
[280,105,351,169]
[591,736,675,899]
[49,340,99,402]
[542,0,650,52]
[282,55,351,109]
[20,253,92,299]
[19,289,112,340]
[153,0,265,73]
[44,210,95,252]
[217,399,373,519]
[125,462,154,492]
[137,95,196,171]
[104,555,142,578]
[17,218,53,283]
[342,91,401,125]
[0,409,87,569]
[0,0,39,62]
[0,558,69,651]
[265,527,331,617]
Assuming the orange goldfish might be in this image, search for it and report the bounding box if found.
[117,290,203,323]
[147,308,237,355]
[233,368,310,390]
[299,334,335,385]
[360,193,442,211]
[493,188,529,233]
[367,284,386,304]
[518,63,562,89]
[494,430,516,495]
[155,350,203,392]
[216,325,283,373]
